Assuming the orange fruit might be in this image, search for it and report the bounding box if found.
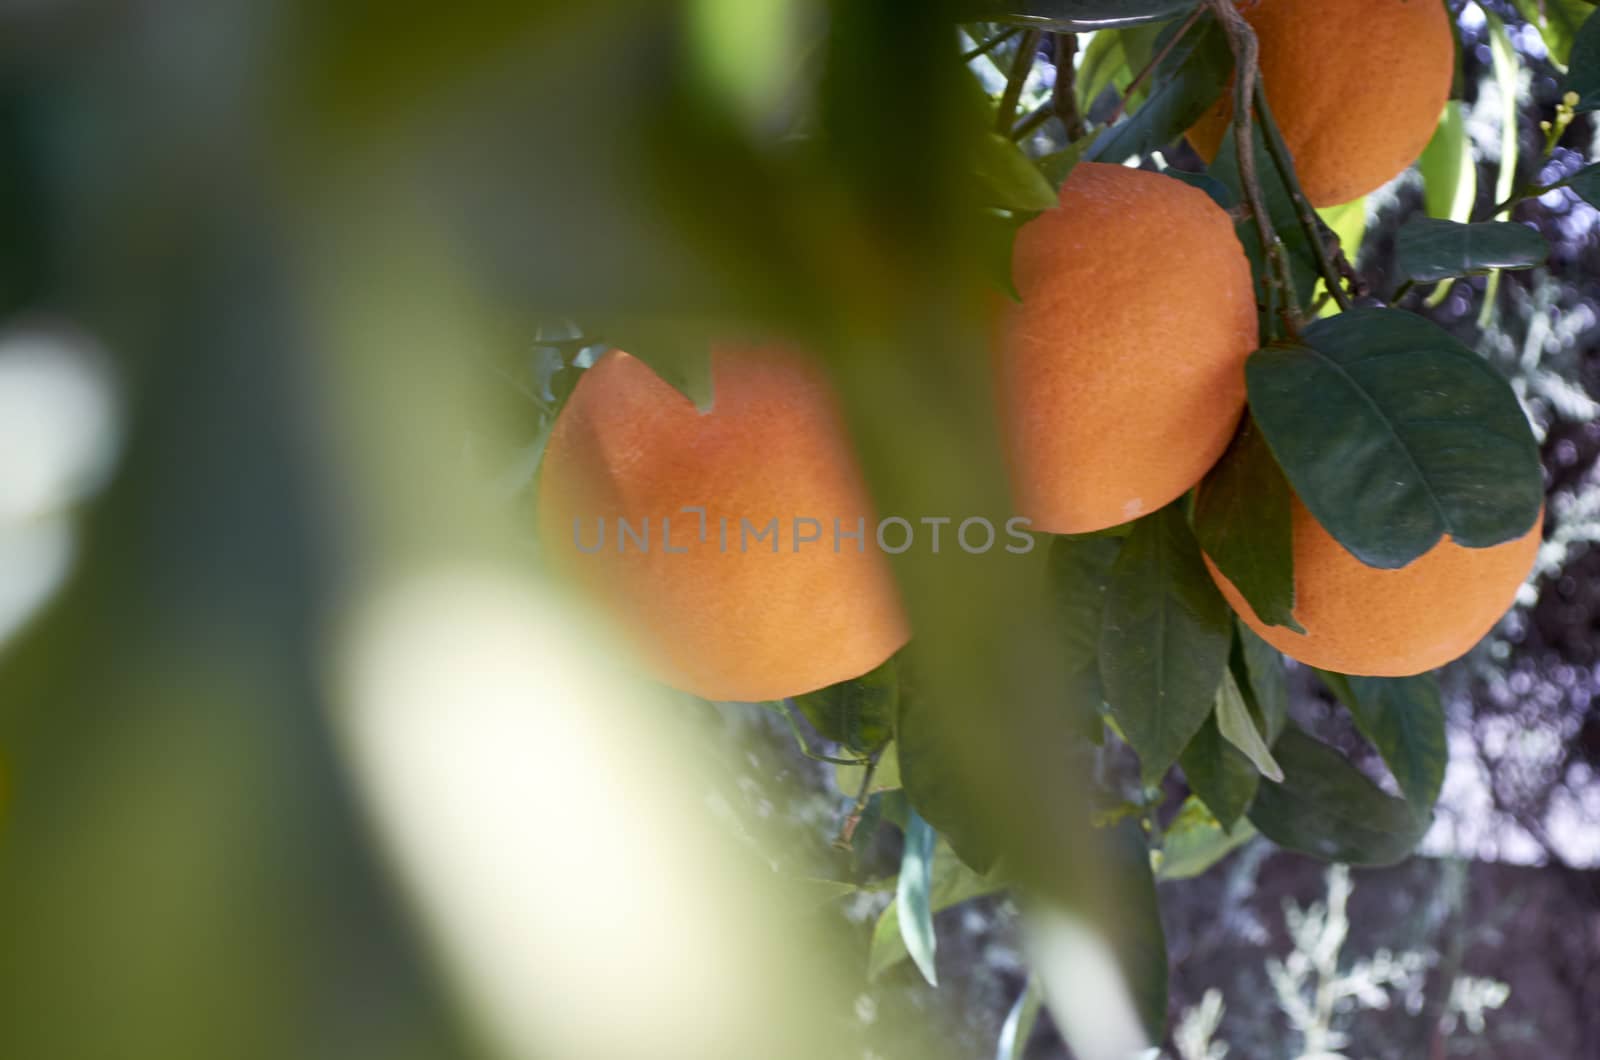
[997,161,1258,534]
[1186,0,1454,207]
[1206,497,1542,676]
[537,345,909,702]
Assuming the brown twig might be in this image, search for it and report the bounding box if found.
[963,26,1021,63]
[1208,0,1300,334]
[996,30,1043,134]
[1052,33,1087,141]
[833,752,881,850]
[1104,3,1207,125]
[1253,84,1353,312]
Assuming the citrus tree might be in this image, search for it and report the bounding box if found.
[520,0,1600,1053]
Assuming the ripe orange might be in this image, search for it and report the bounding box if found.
[1186,0,1454,207]
[997,161,1258,534]
[537,346,909,702]
[1206,497,1542,676]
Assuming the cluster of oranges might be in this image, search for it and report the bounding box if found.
[539,0,1539,705]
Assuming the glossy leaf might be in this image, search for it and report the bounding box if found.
[1419,104,1476,222]
[1100,504,1234,783]
[1215,668,1283,782]
[996,978,1043,1060]
[975,132,1060,212]
[1157,796,1257,880]
[869,838,1004,980]
[1247,725,1431,866]
[1037,126,1104,187]
[1086,15,1231,164]
[958,0,1199,31]
[1566,3,1600,110]
[896,810,940,986]
[1248,307,1544,569]
[1395,217,1549,283]
[795,657,897,755]
[1180,712,1258,829]
[1194,414,1301,631]
[1049,534,1125,739]
[1318,671,1446,816]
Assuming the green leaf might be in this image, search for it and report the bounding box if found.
[1157,796,1257,880]
[976,208,1034,301]
[1247,307,1543,569]
[1247,725,1431,866]
[1048,534,1125,740]
[957,0,1199,31]
[1036,126,1104,187]
[896,810,940,986]
[997,978,1044,1060]
[975,132,1060,212]
[596,322,716,411]
[1077,22,1169,116]
[1317,671,1446,816]
[1180,712,1259,829]
[1194,415,1301,632]
[795,657,897,755]
[1419,104,1476,222]
[1085,15,1232,165]
[1165,167,1235,210]
[868,838,1004,980]
[1556,161,1600,206]
[1513,0,1597,67]
[1395,218,1550,283]
[1236,624,1287,740]
[1105,820,1169,1042]
[1214,668,1283,782]
[1566,4,1600,110]
[897,670,1000,874]
[835,740,902,796]
[1100,504,1234,783]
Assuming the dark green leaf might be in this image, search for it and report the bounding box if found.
[1565,4,1600,110]
[896,810,940,986]
[1100,504,1234,783]
[1247,725,1431,866]
[1418,104,1475,221]
[1194,414,1301,631]
[1104,820,1169,1042]
[957,0,1199,31]
[869,838,1004,979]
[1236,624,1287,740]
[1318,671,1446,816]
[1558,162,1600,207]
[1048,534,1125,740]
[795,657,897,755]
[976,132,1060,211]
[1395,217,1550,283]
[897,670,1000,873]
[1248,307,1543,568]
[1165,168,1235,210]
[1085,15,1231,164]
[1157,796,1257,880]
[1180,712,1259,829]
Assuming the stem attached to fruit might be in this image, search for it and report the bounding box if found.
[1254,85,1354,313]
[1207,0,1301,336]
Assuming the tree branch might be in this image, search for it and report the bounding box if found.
[996,30,1043,134]
[1052,33,1087,141]
[1105,4,1207,125]
[1253,84,1352,312]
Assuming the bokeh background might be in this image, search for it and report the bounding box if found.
[0,1,1595,1058]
